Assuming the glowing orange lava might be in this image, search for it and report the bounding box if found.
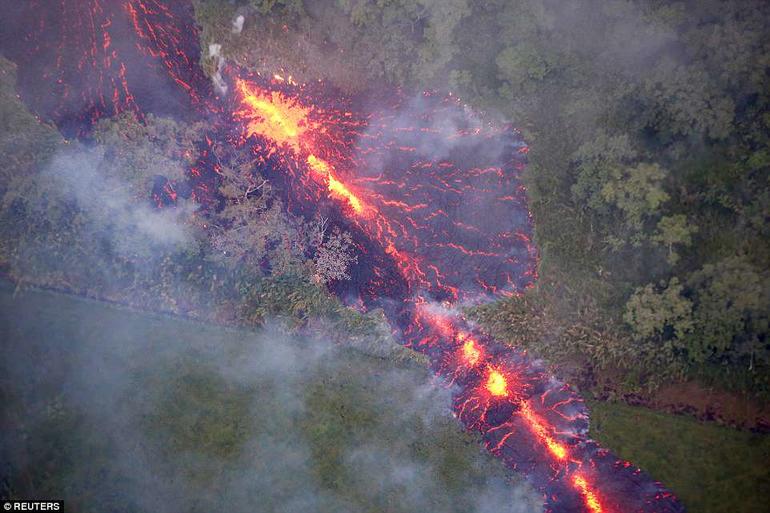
[460,336,481,367]
[485,368,509,397]
[228,76,676,513]
[573,474,605,513]
[235,78,310,151]
[235,78,366,214]
[307,155,364,213]
[12,0,684,509]
[519,401,568,460]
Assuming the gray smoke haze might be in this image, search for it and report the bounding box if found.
[354,93,518,182]
[44,146,195,254]
[6,141,196,280]
[0,287,543,513]
[1,137,208,314]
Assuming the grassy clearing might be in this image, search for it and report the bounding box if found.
[0,282,538,512]
[588,400,770,513]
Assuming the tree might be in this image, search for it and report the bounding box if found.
[624,277,693,342]
[309,217,357,285]
[92,112,205,198]
[686,256,769,368]
[335,0,424,86]
[643,63,735,140]
[416,0,470,81]
[652,214,698,265]
[571,131,638,214]
[572,133,670,249]
[602,163,669,234]
[210,165,305,276]
[496,43,553,97]
[626,257,770,372]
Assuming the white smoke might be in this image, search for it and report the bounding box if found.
[42,145,195,257]
[232,14,245,35]
[208,43,228,96]
[0,294,544,513]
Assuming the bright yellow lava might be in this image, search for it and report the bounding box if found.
[519,401,568,460]
[235,78,366,214]
[235,79,309,151]
[485,368,508,397]
[307,155,364,213]
[461,337,481,366]
[572,474,604,513]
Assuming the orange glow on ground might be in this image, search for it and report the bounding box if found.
[236,79,366,214]
[460,337,481,366]
[485,368,509,397]
[519,401,568,460]
[307,155,364,213]
[235,78,310,151]
[572,474,605,513]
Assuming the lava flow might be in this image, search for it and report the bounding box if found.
[228,73,684,513]
[1,2,686,512]
[0,0,210,137]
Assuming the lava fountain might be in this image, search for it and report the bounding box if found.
[0,2,685,512]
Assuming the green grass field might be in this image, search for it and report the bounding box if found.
[0,282,539,513]
[589,400,770,513]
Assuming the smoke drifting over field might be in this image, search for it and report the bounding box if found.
[0,289,541,513]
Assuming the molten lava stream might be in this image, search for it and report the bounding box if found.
[403,283,608,512]
[234,78,366,215]
[228,73,683,513]
[232,76,536,303]
[2,0,684,505]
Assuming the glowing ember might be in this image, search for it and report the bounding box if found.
[485,368,509,397]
